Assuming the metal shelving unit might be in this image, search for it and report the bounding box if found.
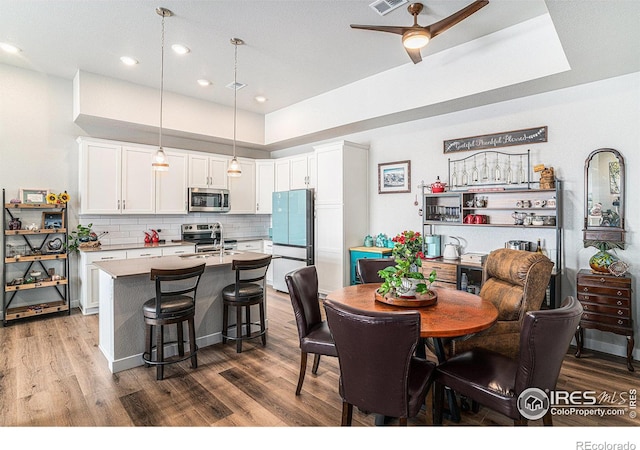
[3,188,70,325]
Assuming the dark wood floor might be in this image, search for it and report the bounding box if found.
[0,287,637,429]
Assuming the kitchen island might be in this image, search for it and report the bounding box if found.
[94,251,269,373]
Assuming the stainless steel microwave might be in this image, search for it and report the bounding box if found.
[188,188,230,212]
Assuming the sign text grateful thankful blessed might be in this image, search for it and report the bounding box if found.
[443,126,547,153]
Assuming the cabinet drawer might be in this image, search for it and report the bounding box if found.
[161,245,195,256]
[577,274,631,289]
[421,261,456,283]
[577,293,630,308]
[84,250,128,264]
[579,301,630,317]
[432,281,457,290]
[126,248,162,259]
[581,312,631,327]
[237,240,263,252]
[577,284,630,298]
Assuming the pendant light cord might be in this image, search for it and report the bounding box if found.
[159,12,165,151]
[232,40,238,159]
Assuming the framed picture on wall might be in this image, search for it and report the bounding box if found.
[19,188,49,204]
[378,160,411,194]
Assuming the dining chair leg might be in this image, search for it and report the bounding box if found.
[341,401,353,426]
[177,321,185,356]
[188,316,197,369]
[144,324,152,367]
[156,324,164,380]
[542,410,553,426]
[259,301,267,346]
[222,303,229,344]
[246,304,252,339]
[311,353,321,374]
[236,305,243,353]
[296,351,308,395]
[433,382,444,425]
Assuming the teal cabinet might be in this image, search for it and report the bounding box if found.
[349,246,393,285]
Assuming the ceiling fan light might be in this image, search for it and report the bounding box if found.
[227,157,242,177]
[402,29,430,49]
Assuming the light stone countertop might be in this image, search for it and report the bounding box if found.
[79,241,195,253]
[93,251,269,278]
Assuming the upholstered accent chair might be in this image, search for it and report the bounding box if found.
[450,248,554,359]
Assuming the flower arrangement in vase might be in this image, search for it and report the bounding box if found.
[377,230,437,299]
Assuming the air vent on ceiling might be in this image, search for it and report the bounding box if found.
[226,81,247,91]
[369,0,408,16]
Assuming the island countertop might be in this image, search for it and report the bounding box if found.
[93,251,268,278]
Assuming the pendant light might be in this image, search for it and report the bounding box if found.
[152,7,171,172]
[227,38,244,178]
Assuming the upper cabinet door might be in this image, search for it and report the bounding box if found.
[289,155,309,190]
[156,151,188,214]
[79,140,122,215]
[256,160,275,214]
[188,154,210,187]
[275,159,291,192]
[228,158,256,214]
[208,155,229,189]
[121,146,156,214]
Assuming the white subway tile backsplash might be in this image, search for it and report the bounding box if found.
[79,213,271,246]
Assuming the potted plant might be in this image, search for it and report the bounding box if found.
[377,230,437,299]
[66,223,94,253]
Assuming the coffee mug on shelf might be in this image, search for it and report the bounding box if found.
[463,214,475,224]
[533,199,547,208]
[547,198,557,208]
[474,214,487,224]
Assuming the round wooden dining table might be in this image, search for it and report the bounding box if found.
[324,283,498,340]
[324,283,499,424]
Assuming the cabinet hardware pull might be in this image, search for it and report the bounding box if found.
[618,320,623,325]
[584,305,588,310]
[102,257,115,260]
[617,300,622,305]
[599,278,605,283]
[582,287,589,292]
[618,310,624,316]
[118,200,120,209]
[616,291,622,296]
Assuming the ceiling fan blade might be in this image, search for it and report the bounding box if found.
[405,47,423,64]
[427,0,489,39]
[350,24,409,36]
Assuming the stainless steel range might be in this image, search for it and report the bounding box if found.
[181,223,237,253]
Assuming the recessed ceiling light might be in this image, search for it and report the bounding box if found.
[254,96,268,103]
[120,56,139,66]
[197,79,212,87]
[171,44,190,55]
[226,81,247,91]
[0,42,21,54]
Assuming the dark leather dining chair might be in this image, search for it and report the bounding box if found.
[324,299,436,426]
[285,265,338,395]
[356,257,395,283]
[433,296,583,426]
[222,255,272,353]
[142,263,206,380]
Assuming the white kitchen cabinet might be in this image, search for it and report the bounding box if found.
[228,157,256,214]
[156,150,188,214]
[78,245,194,315]
[79,137,182,215]
[255,160,275,214]
[237,240,263,252]
[79,250,128,315]
[274,153,314,191]
[313,141,369,295]
[78,139,122,215]
[121,145,156,214]
[188,153,229,189]
[263,239,273,285]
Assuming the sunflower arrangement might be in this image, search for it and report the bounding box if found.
[46,191,70,204]
[46,192,58,204]
[57,191,70,203]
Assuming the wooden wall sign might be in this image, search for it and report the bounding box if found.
[443,126,547,154]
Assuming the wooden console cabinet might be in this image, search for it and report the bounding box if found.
[575,269,634,371]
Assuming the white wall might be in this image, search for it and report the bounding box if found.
[336,72,639,361]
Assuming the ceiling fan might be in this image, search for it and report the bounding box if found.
[350,1,489,64]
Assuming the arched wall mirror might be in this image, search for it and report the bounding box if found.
[584,148,625,247]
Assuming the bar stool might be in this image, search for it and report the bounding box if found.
[142,263,205,380]
[222,255,272,353]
